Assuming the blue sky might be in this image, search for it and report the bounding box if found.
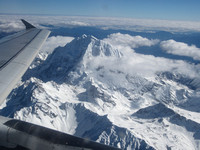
[0,0,200,21]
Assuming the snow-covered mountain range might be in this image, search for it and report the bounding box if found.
[0,33,200,150]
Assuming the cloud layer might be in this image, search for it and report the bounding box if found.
[1,15,200,33]
[0,19,24,33]
[160,40,200,60]
[104,33,159,49]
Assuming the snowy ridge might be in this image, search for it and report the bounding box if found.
[1,34,200,150]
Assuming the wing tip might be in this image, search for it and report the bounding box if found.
[21,19,36,29]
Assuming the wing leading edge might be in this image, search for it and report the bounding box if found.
[0,20,50,105]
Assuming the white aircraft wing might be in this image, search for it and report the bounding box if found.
[0,19,50,105]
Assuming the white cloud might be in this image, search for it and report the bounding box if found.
[160,40,200,60]
[103,33,159,50]
[41,36,74,53]
[91,48,198,78]
[1,15,200,33]
[0,19,24,33]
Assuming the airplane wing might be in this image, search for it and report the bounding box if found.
[0,20,120,150]
[0,19,50,105]
[0,116,120,150]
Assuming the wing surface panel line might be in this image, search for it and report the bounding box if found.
[0,29,41,70]
[0,28,35,45]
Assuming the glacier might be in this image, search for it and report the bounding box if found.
[0,33,200,150]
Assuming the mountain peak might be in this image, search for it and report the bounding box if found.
[34,35,122,82]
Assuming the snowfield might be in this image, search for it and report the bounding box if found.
[0,33,200,150]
